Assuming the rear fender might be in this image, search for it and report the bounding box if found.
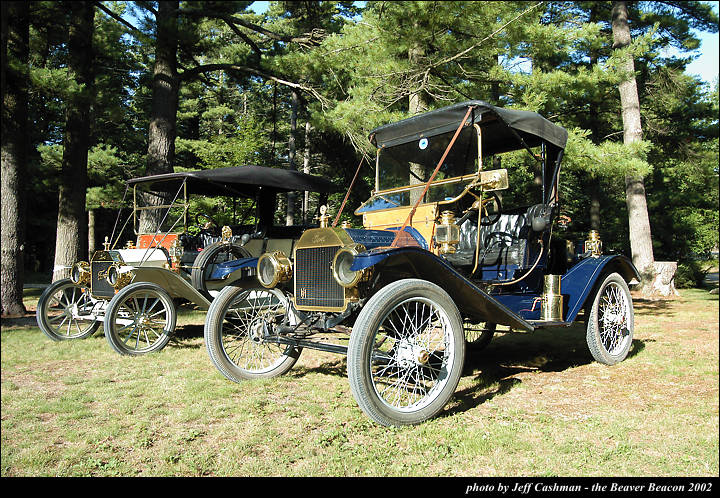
[562,255,640,322]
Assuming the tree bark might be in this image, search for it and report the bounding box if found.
[408,40,428,206]
[52,1,95,282]
[611,1,657,291]
[303,121,312,224]
[1,1,28,316]
[139,1,179,234]
[88,208,96,255]
[286,90,299,226]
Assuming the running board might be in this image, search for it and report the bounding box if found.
[527,320,573,328]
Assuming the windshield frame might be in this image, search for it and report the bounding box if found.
[355,123,484,215]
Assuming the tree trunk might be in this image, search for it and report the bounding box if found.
[408,41,428,206]
[52,1,95,282]
[88,208,96,255]
[286,90,299,226]
[1,1,28,316]
[303,121,312,224]
[611,1,657,292]
[139,1,179,234]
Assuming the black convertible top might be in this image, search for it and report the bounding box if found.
[369,100,568,155]
[127,165,338,197]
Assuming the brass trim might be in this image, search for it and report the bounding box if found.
[435,211,460,255]
[332,243,367,288]
[541,275,564,321]
[294,227,355,251]
[221,225,232,242]
[585,230,603,257]
[257,251,292,288]
[71,261,91,286]
[292,228,357,312]
[91,250,125,264]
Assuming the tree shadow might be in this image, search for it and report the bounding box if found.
[632,297,677,315]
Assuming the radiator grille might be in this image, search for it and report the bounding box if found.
[294,246,344,309]
[91,260,115,298]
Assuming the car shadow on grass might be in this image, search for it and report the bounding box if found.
[447,323,646,417]
[166,323,205,350]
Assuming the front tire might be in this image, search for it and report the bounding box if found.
[104,282,176,356]
[347,279,465,426]
[36,279,100,341]
[204,285,301,382]
[586,272,634,365]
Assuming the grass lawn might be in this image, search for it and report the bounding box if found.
[1,285,718,477]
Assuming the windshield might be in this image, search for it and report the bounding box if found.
[357,125,479,214]
[377,124,478,192]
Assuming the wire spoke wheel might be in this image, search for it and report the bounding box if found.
[36,279,100,341]
[348,279,465,426]
[372,298,453,410]
[586,272,634,365]
[104,283,176,355]
[204,286,300,382]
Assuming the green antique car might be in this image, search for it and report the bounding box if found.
[36,165,336,356]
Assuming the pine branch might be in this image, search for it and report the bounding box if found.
[179,63,328,107]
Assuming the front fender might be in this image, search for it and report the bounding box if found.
[353,247,535,331]
[132,267,212,310]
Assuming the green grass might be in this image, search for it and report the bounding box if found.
[1,288,717,476]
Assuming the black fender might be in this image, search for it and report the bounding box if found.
[353,247,536,331]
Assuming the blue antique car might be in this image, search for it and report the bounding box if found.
[203,101,639,426]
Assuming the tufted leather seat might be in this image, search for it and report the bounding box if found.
[446,204,549,270]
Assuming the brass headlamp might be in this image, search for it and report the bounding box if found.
[332,244,367,288]
[257,251,292,288]
[106,263,135,290]
[70,261,90,286]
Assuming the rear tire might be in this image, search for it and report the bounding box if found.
[586,272,634,365]
[191,241,251,300]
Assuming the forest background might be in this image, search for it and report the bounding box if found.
[1,0,718,316]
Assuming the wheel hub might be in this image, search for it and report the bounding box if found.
[250,319,266,343]
[395,339,427,368]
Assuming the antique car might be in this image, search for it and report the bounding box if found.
[36,165,337,356]
[203,101,640,426]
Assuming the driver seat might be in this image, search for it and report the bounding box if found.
[477,212,531,267]
[446,204,549,271]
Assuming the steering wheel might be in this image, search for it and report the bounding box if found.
[195,212,219,232]
[478,191,503,226]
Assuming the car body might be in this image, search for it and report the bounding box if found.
[204,101,640,426]
[36,165,337,355]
